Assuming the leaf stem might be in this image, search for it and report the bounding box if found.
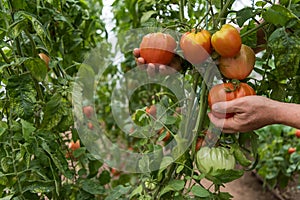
[240,21,268,38]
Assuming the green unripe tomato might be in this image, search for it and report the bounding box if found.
[196,146,235,177]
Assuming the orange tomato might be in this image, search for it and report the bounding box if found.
[211,24,242,57]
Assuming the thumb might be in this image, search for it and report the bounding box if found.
[211,101,237,114]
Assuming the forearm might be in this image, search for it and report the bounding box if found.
[274,101,300,129]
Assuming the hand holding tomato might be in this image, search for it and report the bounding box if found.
[133,48,182,76]
[208,95,300,133]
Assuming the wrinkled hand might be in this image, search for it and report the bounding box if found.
[133,48,182,76]
[208,95,278,133]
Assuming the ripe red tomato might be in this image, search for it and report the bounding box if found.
[140,32,177,65]
[208,82,256,118]
[82,105,94,119]
[219,44,255,80]
[87,122,94,130]
[180,29,212,64]
[288,147,296,154]
[146,105,157,119]
[295,129,300,138]
[157,127,171,142]
[211,24,242,57]
[69,140,80,151]
[195,137,204,151]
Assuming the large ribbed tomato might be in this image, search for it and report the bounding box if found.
[219,44,256,80]
[208,82,256,118]
[196,146,235,177]
[139,32,177,65]
[211,24,242,57]
[180,29,212,64]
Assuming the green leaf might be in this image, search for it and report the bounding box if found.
[21,119,36,141]
[0,121,8,137]
[138,155,150,172]
[217,192,234,200]
[141,11,157,23]
[6,74,36,119]
[104,185,131,200]
[1,157,10,173]
[176,165,184,174]
[212,169,244,183]
[99,170,111,185]
[81,179,105,195]
[25,58,48,82]
[160,180,185,197]
[88,160,103,178]
[0,172,8,186]
[236,7,257,27]
[0,194,14,200]
[262,4,300,28]
[191,185,210,198]
[129,185,143,199]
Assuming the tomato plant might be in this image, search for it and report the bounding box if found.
[219,44,256,80]
[1,0,299,199]
[180,29,212,64]
[208,82,256,118]
[211,24,242,57]
[139,32,177,65]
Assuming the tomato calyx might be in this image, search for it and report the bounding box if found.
[224,79,241,93]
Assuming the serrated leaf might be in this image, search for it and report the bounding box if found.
[236,7,257,27]
[191,185,210,198]
[262,4,300,28]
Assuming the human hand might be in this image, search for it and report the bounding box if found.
[133,48,182,76]
[208,95,278,133]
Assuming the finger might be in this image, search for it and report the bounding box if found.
[136,57,147,70]
[133,48,140,58]
[159,65,176,76]
[208,112,237,133]
[147,63,157,77]
[211,99,243,114]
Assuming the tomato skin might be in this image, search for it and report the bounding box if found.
[140,32,177,65]
[288,147,296,154]
[196,146,235,177]
[195,137,204,151]
[295,129,300,138]
[69,140,80,151]
[219,44,255,80]
[157,127,171,142]
[180,30,212,64]
[82,105,94,119]
[38,53,50,70]
[146,105,157,119]
[208,82,256,118]
[211,24,242,57]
